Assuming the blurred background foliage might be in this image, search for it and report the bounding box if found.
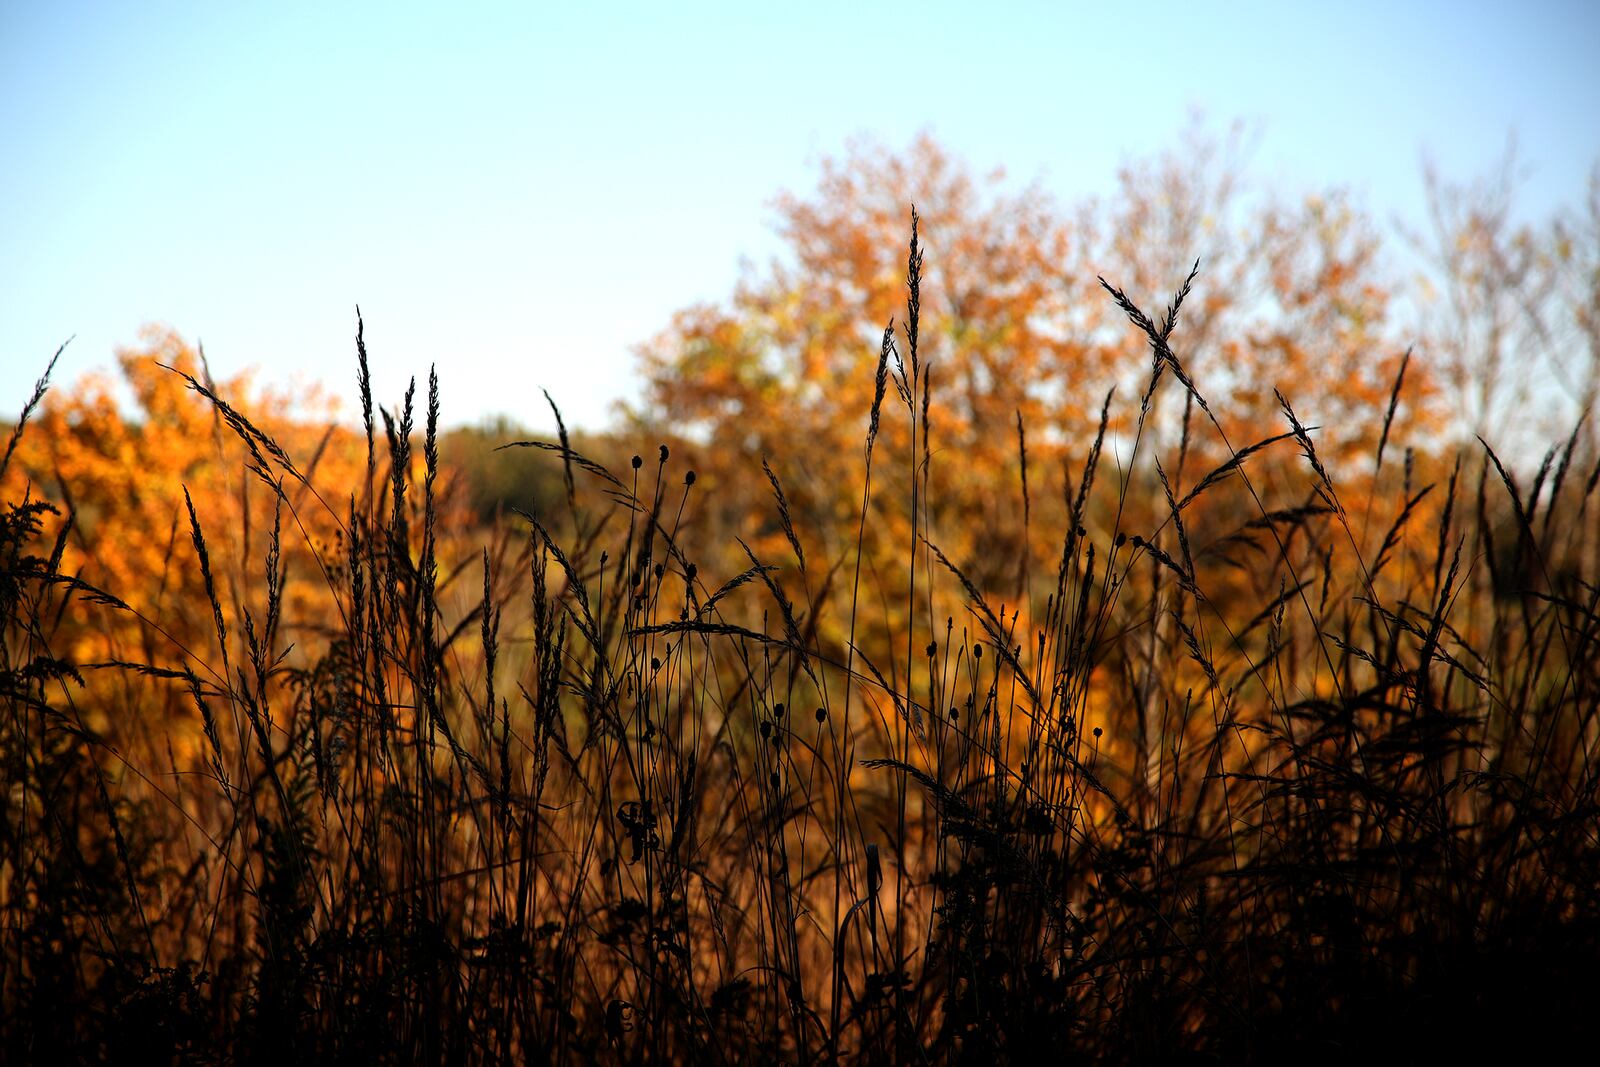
[5,127,1596,709]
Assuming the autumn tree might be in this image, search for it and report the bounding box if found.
[1405,147,1600,457]
[2,328,376,738]
[630,129,1440,634]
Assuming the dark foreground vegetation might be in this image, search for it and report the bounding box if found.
[4,205,1600,1063]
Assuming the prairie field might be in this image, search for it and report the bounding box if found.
[3,135,1599,1064]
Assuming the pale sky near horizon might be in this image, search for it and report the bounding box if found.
[3,1,1598,431]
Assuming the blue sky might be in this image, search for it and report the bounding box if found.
[3,1,1597,429]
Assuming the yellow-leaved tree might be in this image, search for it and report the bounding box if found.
[3,328,370,738]
[627,130,1441,669]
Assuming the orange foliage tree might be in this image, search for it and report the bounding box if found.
[629,130,1442,639]
[2,328,373,734]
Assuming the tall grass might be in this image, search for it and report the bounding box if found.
[3,219,1598,1064]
